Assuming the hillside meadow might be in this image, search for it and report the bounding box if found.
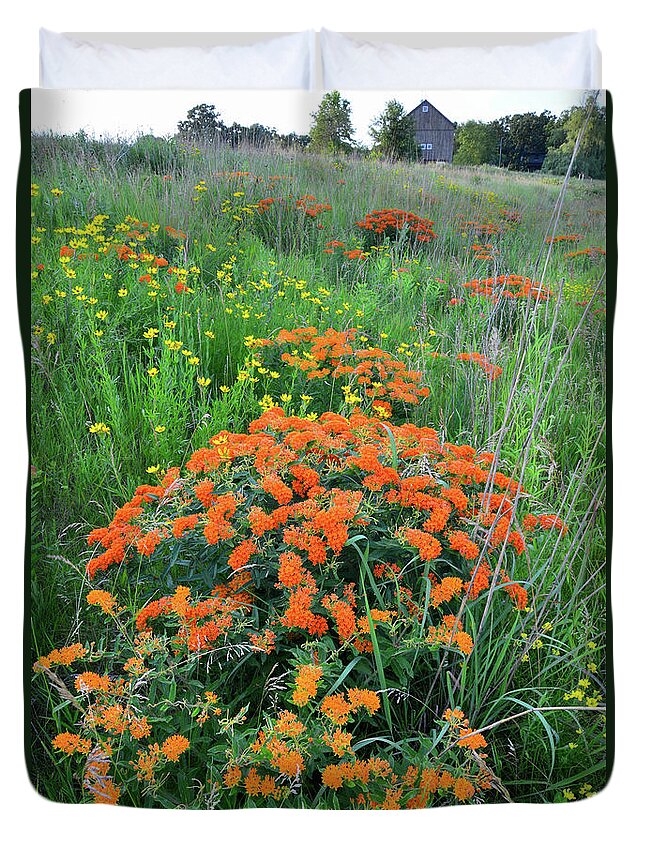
[26,132,607,809]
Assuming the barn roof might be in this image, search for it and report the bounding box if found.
[406,99,455,129]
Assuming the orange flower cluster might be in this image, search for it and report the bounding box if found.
[448,530,480,559]
[256,193,331,218]
[470,242,499,261]
[427,614,474,655]
[323,728,354,757]
[75,671,112,693]
[355,209,437,243]
[83,700,151,742]
[565,246,606,259]
[161,734,190,762]
[443,707,488,750]
[458,215,500,237]
[52,732,92,755]
[523,513,569,534]
[405,528,442,561]
[295,193,332,217]
[430,575,464,607]
[131,735,190,785]
[500,209,522,224]
[34,642,87,671]
[461,274,552,302]
[456,351,503,381]
[546,234,582,244]
[86,590,117,614]
[83,408,565,668]
[292,663,324,706]
[323,239,344,252]
[84,745,121,805]
[135,582,253,652]
[321,756,490,808]
[243,768,289,799]
[86,470,180,578]
[254,326,431,410]
[320,688,380,725]
[323,590,358,641]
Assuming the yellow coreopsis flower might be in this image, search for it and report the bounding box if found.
[89,422,110,434]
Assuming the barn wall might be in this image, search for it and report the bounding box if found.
[416,131,454,161]
[409,102,455,162]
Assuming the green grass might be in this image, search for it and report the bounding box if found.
[27,132,607,807]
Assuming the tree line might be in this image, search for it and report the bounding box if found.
[452,98,606,178]
[177,93,606,179]
[177,103,311,150]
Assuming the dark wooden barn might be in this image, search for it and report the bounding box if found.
[407,100,456,163]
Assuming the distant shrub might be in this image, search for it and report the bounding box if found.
[123,135,182,175]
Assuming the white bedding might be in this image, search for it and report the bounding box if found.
[39,29,601,91]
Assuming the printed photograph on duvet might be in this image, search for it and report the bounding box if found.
[22,86,610,808]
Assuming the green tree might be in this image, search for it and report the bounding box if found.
[177,104,226,144]
[542,97,606,178]
[309,91,355,155]
[369,100,417,160]
[279,131,311,149]
[496,111,554,171]
[453,121,499,166]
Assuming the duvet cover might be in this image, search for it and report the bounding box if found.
[19,85,614,810]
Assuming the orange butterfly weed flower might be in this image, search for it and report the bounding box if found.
[86,589,117,615]
[89,777,121,805]
[52,732,92,755]
[347,688,380,715]
[228,538,258,570]
[136,528,165,557]
[74,671,111,693]
[292,663,324,706]
[453,777,476,801]
[129,717,152,740]
[161,734,190,762]
[34,642,87,671]
[278,551,305,588]
[323,594,357,641]
[262,472,293,506]
[133,743,162,783]
[405,528,442,562]
[448,530,480,560]
[321,694,353,726]
[467,561,492,599]
[172,513,200,538]
[430,576,464,607]
[321,763,347,790]
[223,764,242,788]
[457,729,488,750]
[274,710,306,738]
[323,728,353,757]
[500,570,529,610]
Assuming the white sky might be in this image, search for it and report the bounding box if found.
[31,88,595,145]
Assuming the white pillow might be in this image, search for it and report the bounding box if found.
[320,30,601,90]
[40,29,316,90]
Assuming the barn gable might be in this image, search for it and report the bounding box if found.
[407,100,456,163]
